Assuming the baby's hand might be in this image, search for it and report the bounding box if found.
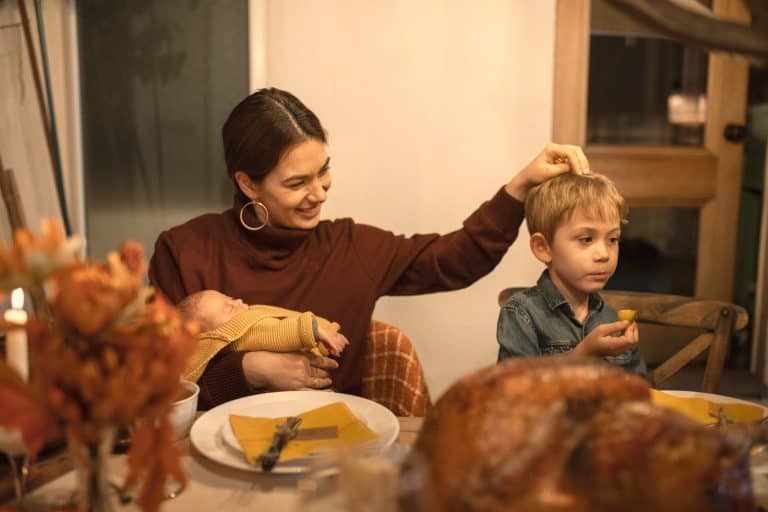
[575,321,638,357]
[316,324,350,357]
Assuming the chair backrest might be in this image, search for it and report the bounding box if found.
[497,287,749,393]
[361,320,432,417]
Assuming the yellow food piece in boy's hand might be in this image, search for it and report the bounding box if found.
[617,309,638,324]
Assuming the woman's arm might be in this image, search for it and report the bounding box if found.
[241,351,337,390]
[352,186,525,296]
[353,145,589,297]
[196,351,340,410]
[196,351,252,409]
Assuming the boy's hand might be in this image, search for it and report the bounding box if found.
[316,324,350,356]
[573,320,639,357]
[505,143,590,201]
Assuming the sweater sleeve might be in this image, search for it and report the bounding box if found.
[231,310,317,352]
[353,186,525,296]
[196,351,251,410]
[194,310,325,409]
[148,232,187,305]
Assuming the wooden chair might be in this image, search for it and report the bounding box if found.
[498,288,749,393]
[361,320,432,417]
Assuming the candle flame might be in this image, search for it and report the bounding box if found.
[11,288,24,309]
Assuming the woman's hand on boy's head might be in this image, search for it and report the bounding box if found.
[505,143,590,201]
[317,324,350,356]
[575,320,639,357]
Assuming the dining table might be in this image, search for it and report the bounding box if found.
[7,403,768,510]
[1,416,425,511]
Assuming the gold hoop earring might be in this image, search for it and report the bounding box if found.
[239,200,269,231]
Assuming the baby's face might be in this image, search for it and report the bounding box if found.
[195,291,248,331]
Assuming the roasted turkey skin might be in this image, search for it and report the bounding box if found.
[403,356,765,512]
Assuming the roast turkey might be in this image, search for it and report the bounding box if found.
[402,357,767,512]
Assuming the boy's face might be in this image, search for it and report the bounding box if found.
[534,207,621,300]
[195,290,248,332]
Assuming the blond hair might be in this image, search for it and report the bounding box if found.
[524,172,627,242]
[178,291,209,328]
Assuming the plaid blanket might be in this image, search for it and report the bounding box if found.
[361,320,432,417]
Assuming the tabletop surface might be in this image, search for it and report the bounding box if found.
[2,416,425,511]
[8,414,768,510]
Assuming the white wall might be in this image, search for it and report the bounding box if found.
[8,0,556,398]
[261,1,555,397]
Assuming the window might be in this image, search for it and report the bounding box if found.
[78,0,249,258]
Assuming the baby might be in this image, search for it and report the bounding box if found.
[179,290,349,381]
[496,172,646,375]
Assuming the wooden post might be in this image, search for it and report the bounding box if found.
[0,152,26,231]
[702,307,735,392]
[752,140,768,381]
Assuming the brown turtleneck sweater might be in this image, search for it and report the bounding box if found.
[149,186,524,409]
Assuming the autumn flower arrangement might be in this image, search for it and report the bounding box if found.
[0,220,197,512]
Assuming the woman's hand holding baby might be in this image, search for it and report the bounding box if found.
[505,143,590,201]
[317,324,350,356]
[242,352,338,390]
[572,320,639,358]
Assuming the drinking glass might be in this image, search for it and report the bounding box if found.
[295,442,430,512]
[0,426,29,505]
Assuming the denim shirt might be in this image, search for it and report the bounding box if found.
[496,270,647,376]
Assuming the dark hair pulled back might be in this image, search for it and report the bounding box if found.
[222,88,327,192]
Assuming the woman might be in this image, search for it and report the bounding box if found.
[149,88,589,409]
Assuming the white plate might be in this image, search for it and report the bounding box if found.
[190,390,399,473]
[660,389,768,417]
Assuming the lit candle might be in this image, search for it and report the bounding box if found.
[4,288,28,381]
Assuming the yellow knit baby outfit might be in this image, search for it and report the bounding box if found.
[184,305,340,382]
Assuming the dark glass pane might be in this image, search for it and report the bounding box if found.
[78,0,248,258]
[588,0,709,146]
[607,208,699,296]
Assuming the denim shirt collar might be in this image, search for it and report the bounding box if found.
[536,270,604,315]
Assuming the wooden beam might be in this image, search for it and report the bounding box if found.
[552,0,590,144]
[651,333,711,386]
[586,145,717,207]
[696,0,750,301]
[751,146,768,378]
[606,0,768,62]
[702,306,736,392]
[600,290,749,330]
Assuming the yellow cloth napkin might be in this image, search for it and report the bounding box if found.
[650,389,766,424]
[229,402,380,465]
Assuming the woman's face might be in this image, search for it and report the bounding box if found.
[243,138,331,230]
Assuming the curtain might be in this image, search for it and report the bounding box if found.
[0,1,64,241]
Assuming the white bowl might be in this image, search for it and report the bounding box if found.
[168,380,199,440]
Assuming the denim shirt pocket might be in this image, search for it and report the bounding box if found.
[541,339,578,356]
[605,349,633,366]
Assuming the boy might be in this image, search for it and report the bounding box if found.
[179,290,349,381]
[496,172,646,374]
